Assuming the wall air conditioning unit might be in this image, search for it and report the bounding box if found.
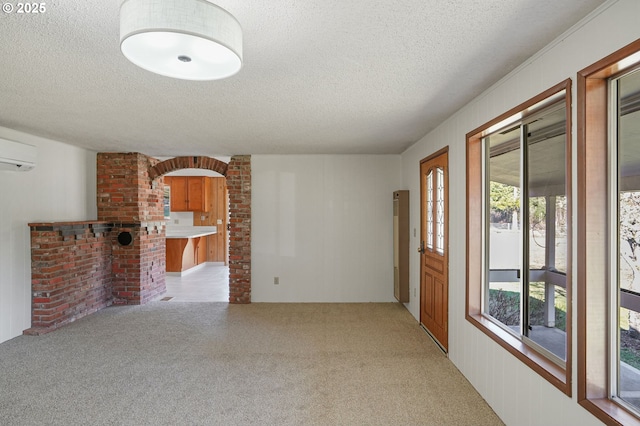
[0,138,37,172]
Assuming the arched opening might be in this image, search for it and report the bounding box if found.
[149,156,229,179]
[151,155,251,304]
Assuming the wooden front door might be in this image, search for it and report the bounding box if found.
[419,148,449,351]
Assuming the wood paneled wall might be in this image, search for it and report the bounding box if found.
[194,177,228,264]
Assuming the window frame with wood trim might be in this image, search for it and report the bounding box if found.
[466,79,572,395]
[577,39,640,426]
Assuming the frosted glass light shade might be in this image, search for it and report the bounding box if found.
[120,0,242,81]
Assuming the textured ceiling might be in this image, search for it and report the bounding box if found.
[0,0,606,156]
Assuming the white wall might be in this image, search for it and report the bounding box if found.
[252,155,401,302]
[400,0,639,424]
[0,126,96,344]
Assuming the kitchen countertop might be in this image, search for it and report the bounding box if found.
[165,226,217,239]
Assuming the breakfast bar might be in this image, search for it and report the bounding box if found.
[165,226,217,275]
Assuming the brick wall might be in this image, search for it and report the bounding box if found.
[97,153,166,305]
[97,152,164,222]
[26,222,112,335]
[227,155,251,303]
[26,153,251,336]
[110,224,166,305]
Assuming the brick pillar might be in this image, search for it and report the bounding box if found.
[97,153,165,223]
[227,155,251,303]
[97,153,166,304]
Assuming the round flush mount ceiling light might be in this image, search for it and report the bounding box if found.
[120,0,243,81]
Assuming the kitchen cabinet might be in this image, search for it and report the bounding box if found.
[165,227,217,274]
[166,176,210,212]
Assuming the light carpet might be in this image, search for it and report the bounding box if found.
[0,302,503,425]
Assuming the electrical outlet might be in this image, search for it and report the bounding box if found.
[414,287,416,297]
[413,228,416,237]
[274,277,279,285]
[174,219,179,224]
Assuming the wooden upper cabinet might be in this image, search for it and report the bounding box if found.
[168,176,210,212]
[187,177,206,211]
[168,176,186,211]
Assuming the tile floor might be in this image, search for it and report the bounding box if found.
[161,263,229,302]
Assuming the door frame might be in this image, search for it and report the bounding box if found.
[419,146,449,352]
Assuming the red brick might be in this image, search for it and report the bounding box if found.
[26,153,252,335]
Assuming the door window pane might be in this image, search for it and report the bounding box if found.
[427,170,434,250]
[436,167,445,255]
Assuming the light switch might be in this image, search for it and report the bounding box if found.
[216,219,223,224]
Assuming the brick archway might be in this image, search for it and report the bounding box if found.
[150,155,251,304]
[149,156,228,179]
